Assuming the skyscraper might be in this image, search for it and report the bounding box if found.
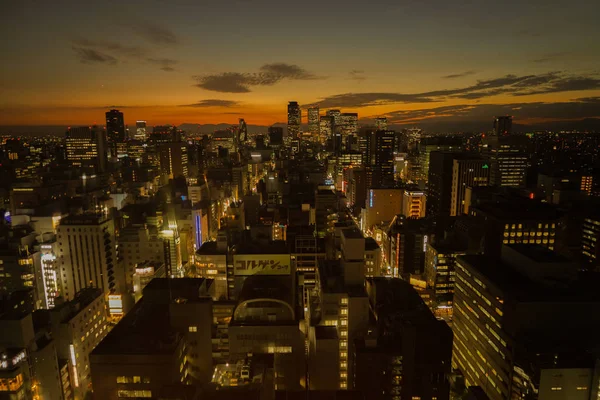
[339,113,358,137]
[371,130,395,188]
[320,115,334,144]
[326,109,342,126]
[56,215,119,302]
[308,107,320,138]
[375,117,387,131]
[268,126,284,147]
[449,156,490,216]
[65,126,107,173]
[493,115,512,136]
[482,117,529,188]
[159,142,188,179]
[105,109,125,157]
[287,101,301,140]
[135,120,147,141]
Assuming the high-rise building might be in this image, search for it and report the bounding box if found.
[371,130,395,188]
[287,101,301,140]
[356,278,452,400]
[582,214,600,270]
[308,107,320,138]
[482,117,528,188]
[65,126,107,173]
[49,288,109,400]
[159,142,188,179]
[339,113,358,138]
[375,117,387,131]
[135,120,147,141]
[105,109,125,158]
[56,215,120,303]
[402,189,426,218]
[268,126,284,148]
[450,156,490,216]
[417,136,463,184]
[326,109,342,125]
[493,115,512,136]
[453,245,600,400]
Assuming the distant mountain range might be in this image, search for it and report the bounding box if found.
[2,118,600,136]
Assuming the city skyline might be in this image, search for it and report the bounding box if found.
[1,0,600,128]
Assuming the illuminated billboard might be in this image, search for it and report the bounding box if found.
[233,254,291,276]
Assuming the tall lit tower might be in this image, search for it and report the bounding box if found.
[135,121,147,141]
[493,115,512,136]
[308,107,320,138]
[105,109,125,157]
[287,101,301,140]
[375,117,387,131]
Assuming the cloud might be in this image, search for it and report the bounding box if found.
[179,99,241,108]
[515,29,542,37]
[442,70,477,79]
[133,22,179,45]
[308,72,600,108]
[71,38,179,72]
[146,58,178,72]
[72,46,117,64]
[348,70,367,81]
[73,39,146,58]
[379,97,600,125]
[194,63,321,93]
[532,52,570,64]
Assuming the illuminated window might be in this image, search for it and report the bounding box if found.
[340,298,348,305]
[133,376,141,384]
[188,326,197,332]
[340,309,348,315]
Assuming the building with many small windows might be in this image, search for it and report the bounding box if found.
[581,214,600,270]
[452,245,600,400]
[48,288,109,400]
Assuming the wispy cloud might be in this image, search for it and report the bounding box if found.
[308,72,600,108]
[70,38,179,72]
[72,46,117,64]
[532,52,571,64]
[146,58,178,72]
[378,97,600,124]
[179,99,241,108]
[442,70,477,79]
[348,70,367,81]
[133,22,179,45]
[194,63,322,93]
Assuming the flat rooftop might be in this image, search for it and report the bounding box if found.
[92,299,180,356]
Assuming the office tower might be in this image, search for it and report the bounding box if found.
[56,215,119,303]
[375,117,387,131]
[91,279,215,398]
[308,107,320,138]
[315,188,338,235]
[417,136,463,183]
[339,113,358,137]
[449,156,490,216]
[49,288,109,399]
[118,226,166,294]
[159,142,188,179]
[452,245,600,400]
[386,215,433,277]
[105,109,125,158]
[493,115,512,136]
[402,189,426,218]
[34,240,60,309]
[582,214,600,270]
[364,188,403,231]
[424,242,466,311]
[211,130,236,153]
[470,200,562,257]
[268,126,284,148]
[319,115,334,141]
[65,126,107,173]
[482,117,528,188]
[287,101,301,140]
[135,120,147,141]
[356,278,452,400]
[149,125,180,144]
[326,109,342,125]
[371,130,395,188]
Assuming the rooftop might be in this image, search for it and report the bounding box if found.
[92,299,181,356]
[471,200,562,220]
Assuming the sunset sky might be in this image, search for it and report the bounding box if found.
[1,0,600,128]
